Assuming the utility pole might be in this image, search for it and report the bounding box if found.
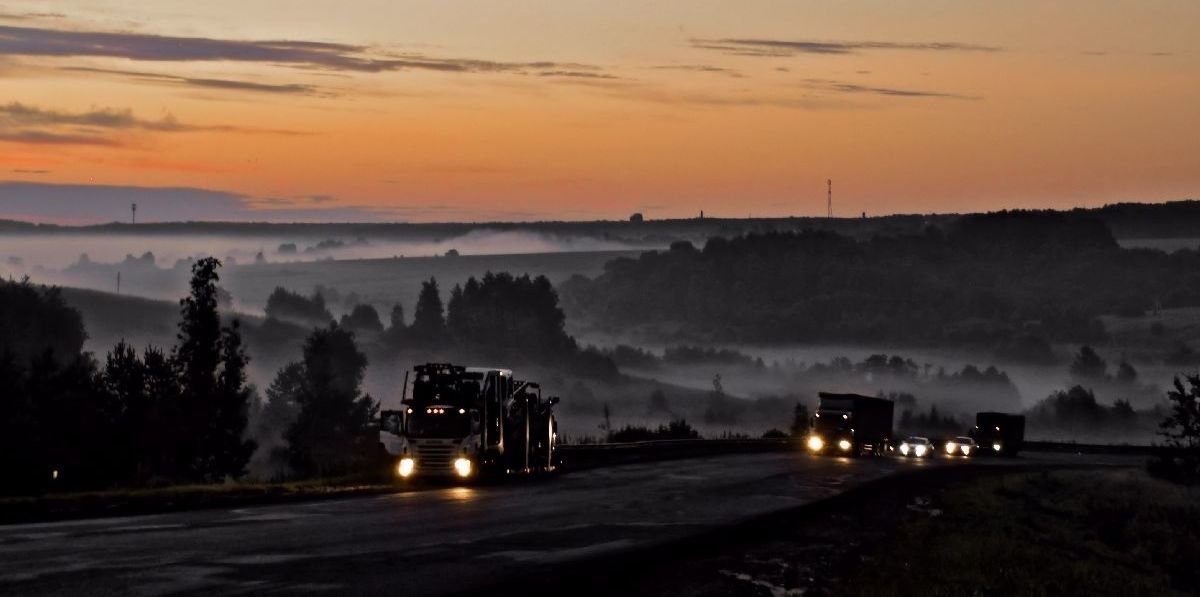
[131,202,137,225]
[827,179,832,218]
[116,271,121,295]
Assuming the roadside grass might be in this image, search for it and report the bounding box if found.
[837,469,1200,597]
[0,475,396,525]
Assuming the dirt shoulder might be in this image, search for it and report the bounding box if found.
[483,463,1197,597]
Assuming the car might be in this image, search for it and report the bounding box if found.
[898,436,933,458]
[943,436,978,457]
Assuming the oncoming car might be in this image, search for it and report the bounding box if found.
[898,436,933,458]
[943,436,977,457]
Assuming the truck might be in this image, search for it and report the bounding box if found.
[379,363,559,480]
[805,392,894,457]
[971,412,1025,457]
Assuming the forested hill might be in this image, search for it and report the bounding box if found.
[559,210,1200,347]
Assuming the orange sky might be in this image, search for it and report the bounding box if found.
[1,1,1197,222]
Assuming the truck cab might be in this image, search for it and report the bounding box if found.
[379,363,558,480]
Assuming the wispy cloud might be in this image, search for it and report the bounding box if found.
[0,101,305,147]
[801,79,981,100]
[0,24,608,77]
[650,64,744,77]
[691,38,1002,57]
[63,66,324,95]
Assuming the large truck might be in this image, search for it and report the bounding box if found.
[805,392,894,457]
[971,412,1025,457]
[379,363,559,479]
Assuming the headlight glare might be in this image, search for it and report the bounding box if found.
[398,457,415,478]
[454,457,473,478]
[807,436,824,452]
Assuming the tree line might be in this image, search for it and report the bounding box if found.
[560,211,1200,349]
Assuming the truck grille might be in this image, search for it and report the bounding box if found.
[414,443,455,472]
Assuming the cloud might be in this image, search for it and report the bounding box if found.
[0,102,306,146]
[537,70,622,80]
[63,66,323,95]
[801,79,981,100]
[0,24,608,77]
[11,168,49,174]
[651,64,744,77]
[691,38,1002,57]
[0,129,118,146]
[0,181,397,223]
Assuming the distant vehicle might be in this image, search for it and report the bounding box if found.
[971,412,1025,457]
[943,436,977,457]
[380,363,559,480]
[898,436,934,458]
[806,392,894,457]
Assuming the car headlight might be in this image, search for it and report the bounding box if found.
[992,442,1002,452]
[454,457,472,478]
[900,443,910,455]
[961,446,971,456]
[914,445,927,457]
[398,457,415,478]
[807,436,824,452]
[945,442,957,454]
[838,439,852,451]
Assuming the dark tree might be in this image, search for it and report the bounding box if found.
[647,388,671,415]
[1148,375,1200,484]
[0,278,86,369]
[174,257,253,482]
[205,320,256,480]
[1116,360,1139,385]
[1069,346,1108,383]
[411,277,445,343]
[264,287,333,327]
[340,304,384,334]
[285,325,378,477]
[790,402,810,437]
[388,303,406,330]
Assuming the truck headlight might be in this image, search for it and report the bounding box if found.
[454,457,472,478]
[837,439,852,451]
[992,443,1002,452]
[398,457,415,478]
[807,436,824,452]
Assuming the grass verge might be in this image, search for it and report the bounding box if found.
[837,468,1200,596]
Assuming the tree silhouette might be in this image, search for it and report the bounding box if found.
[285,325,378,477]
[1149,374,1200,484]
[340,304,383,334]
[1069,346,1108,383]
[411,277,445,344]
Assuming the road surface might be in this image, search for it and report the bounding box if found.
[0,451,1137,596]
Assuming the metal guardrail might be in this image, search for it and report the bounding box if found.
[557,438,1163,469]
[559,438,794,469]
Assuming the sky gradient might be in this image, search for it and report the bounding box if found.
[1,1,1197,223]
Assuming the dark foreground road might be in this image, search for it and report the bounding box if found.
[0,451,1139,596]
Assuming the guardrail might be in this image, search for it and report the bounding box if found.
[560,438,794,470]
[558,438,1163,470]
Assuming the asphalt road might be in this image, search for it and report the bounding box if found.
[0,451,1140,596]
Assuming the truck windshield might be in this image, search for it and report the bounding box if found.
[407,411,472,438]
[814,411,850,432]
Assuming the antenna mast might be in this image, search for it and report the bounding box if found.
[826,179,832,218]
[131,202,137,225]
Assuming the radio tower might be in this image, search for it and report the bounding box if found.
[131,202,137,225]
[826,179,832,218]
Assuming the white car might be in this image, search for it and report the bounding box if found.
[944,436,978,457]
[898,436,933,458]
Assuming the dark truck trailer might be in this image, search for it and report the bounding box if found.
[806,392,894,457]
[972,412,1025,457]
